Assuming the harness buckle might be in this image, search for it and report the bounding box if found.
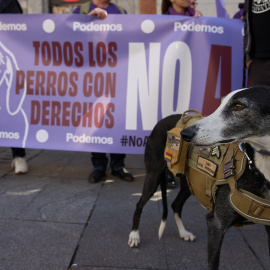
[223,157,235,179]
[239,142,254,170]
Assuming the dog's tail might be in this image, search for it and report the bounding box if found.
[158,177,168,239]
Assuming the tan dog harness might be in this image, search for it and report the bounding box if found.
[164,111,270,226]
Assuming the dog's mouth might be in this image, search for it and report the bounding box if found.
[218,139,235,144]
[192,138,235,147]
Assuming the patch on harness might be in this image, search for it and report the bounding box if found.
[211,146,221,159]
[197,156,217,177]
[167,134,181,151]
[165,152,172,162]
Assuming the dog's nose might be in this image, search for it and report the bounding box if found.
[180,127,196,142]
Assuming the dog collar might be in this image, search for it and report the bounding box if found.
[238,142,257,174]
[238,142,267,177]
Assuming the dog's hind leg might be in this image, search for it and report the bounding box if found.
[128,172,162,247]
[129,114,181,247]
[158,171,169,239]
[170,175,195,241]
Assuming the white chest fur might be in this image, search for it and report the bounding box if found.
[254,152,270,183]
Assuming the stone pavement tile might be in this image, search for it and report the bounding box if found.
[235,224,269,270]
[25,150,92,178]
[0,219,84,270]
[124,154,144,169]
[0,149,102,223]
[218,227,266,270]
[0,175,50,219]
[73,172,169,269]
[0,147,13,177]
[70,266,151,270]
[25,150,142,179]
[17,176,101,223]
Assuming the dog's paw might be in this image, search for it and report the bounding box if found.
[174,214,196,241]
[128,230,140,247]
[180,230,196,241]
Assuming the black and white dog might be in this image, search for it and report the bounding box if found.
[128,86,270,269]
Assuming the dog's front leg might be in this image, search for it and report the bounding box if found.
[206,207,236,270]
[206,185,241,269]
[265,225,270,257]
[206,211,226,270]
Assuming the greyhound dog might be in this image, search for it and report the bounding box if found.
[128,86,270,269]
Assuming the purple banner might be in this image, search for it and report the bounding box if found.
[0,14,244,154]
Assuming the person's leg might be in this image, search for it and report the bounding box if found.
[91,152,108,170]
[11,148,28,174]
[110,153,126,171]
[110,154,134,182]
[88,152,108,183]
[11,148,25,158]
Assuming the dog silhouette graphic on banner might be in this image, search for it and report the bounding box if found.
[0,41,28,148]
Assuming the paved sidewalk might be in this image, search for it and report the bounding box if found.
[0,147,269,270]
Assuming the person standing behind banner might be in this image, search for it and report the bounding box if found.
[73,0,134,184]
[233,3,244,19]
[0,0,28,174]
[161,0,201,17]
[244,0,270,86]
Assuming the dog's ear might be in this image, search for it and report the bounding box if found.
[4,52,26,116]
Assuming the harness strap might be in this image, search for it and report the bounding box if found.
[205,177,212,198]
[229,180,270,226]
[224,147,270,226]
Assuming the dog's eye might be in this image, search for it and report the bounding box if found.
[232,103,245,111]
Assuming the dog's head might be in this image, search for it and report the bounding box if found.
[0,45,12,85]
[181,86,270,153]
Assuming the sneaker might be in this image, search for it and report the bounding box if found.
[88,169,105,183]
[12,157,28,174]
[165,167,176,189]
[111,168,134,182]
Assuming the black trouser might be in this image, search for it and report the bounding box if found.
[248,58,270,86]
[11,148,25,158]
[91,153,126,171]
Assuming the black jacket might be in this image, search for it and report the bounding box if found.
[0,0,23,14]
[243,0,270,63]
[243,0,251,64]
